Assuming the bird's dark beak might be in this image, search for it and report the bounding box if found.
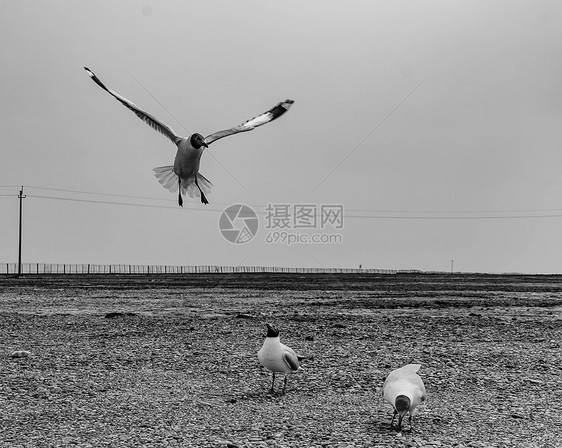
[202,141,208,148]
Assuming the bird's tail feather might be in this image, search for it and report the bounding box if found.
[153,166,178,193]
[195,172,213,196]
[183,172,213,198]
[402,364,422,374]
[153,166,213,198]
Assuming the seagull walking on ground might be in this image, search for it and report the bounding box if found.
[257,323,304,394]
[84,67,294,206]
[382,363,427,430]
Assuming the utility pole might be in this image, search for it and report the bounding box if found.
[17,186,25,276]
[451,259,454,274]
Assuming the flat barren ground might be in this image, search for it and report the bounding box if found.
[0,273,561,448]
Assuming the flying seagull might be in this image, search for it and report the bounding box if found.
[84,67,294,206]
[257,323,305,394]
[382,363,427,430]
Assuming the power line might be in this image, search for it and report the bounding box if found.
[21,184,265,209]
[24,185,258,207]
[23,193,562,220]
[22,187,562,215]
[345,207,562,214]
[26,194,271,215]
[26,185,174,202]
[20,185,562,215]
[6,184,562,220]
[344,213,562,220]
[26,194,224,212]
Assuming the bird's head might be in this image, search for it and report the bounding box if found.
[265,323,280,338]
[395,394,411,427]
[190,133,208,149]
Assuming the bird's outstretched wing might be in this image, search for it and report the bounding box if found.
[204,99,294,146]
[84,67,182,146]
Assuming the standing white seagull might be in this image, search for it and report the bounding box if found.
[257,323,304,394]
[84,67,294,206]
[382,363,427,430]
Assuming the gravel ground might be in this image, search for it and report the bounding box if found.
[0,273,561,447]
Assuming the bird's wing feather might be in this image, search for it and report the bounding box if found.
[84,67,181,146]
[204,99,294,146]
[383,364,424,403]
[413,374,427,402]
[419,387,427,402]
[282,350,300,371]
[386,364,422,383]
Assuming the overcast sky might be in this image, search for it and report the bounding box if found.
[1,0,562,273]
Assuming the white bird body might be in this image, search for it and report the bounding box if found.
[382,364,426,429]
[168,138,207,197]
[84,67,294,206]
[258,337,300,374]
[258,324,302,393]
[175,139,203,177]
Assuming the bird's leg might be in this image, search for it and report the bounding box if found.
[194,175,209,205]
[177,177,183,207]
[282,374,288,394]
[408,415,413,430]
[269,372,275,393]
[397,414,404,430]
[390,410,397,428]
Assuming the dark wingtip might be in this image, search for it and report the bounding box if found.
[267,100,294,121]
[282,99,295,109]
[84,67,108,91]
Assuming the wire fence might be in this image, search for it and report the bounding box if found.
[0,263,400,275]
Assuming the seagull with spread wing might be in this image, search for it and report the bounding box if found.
[84,67,294,206]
